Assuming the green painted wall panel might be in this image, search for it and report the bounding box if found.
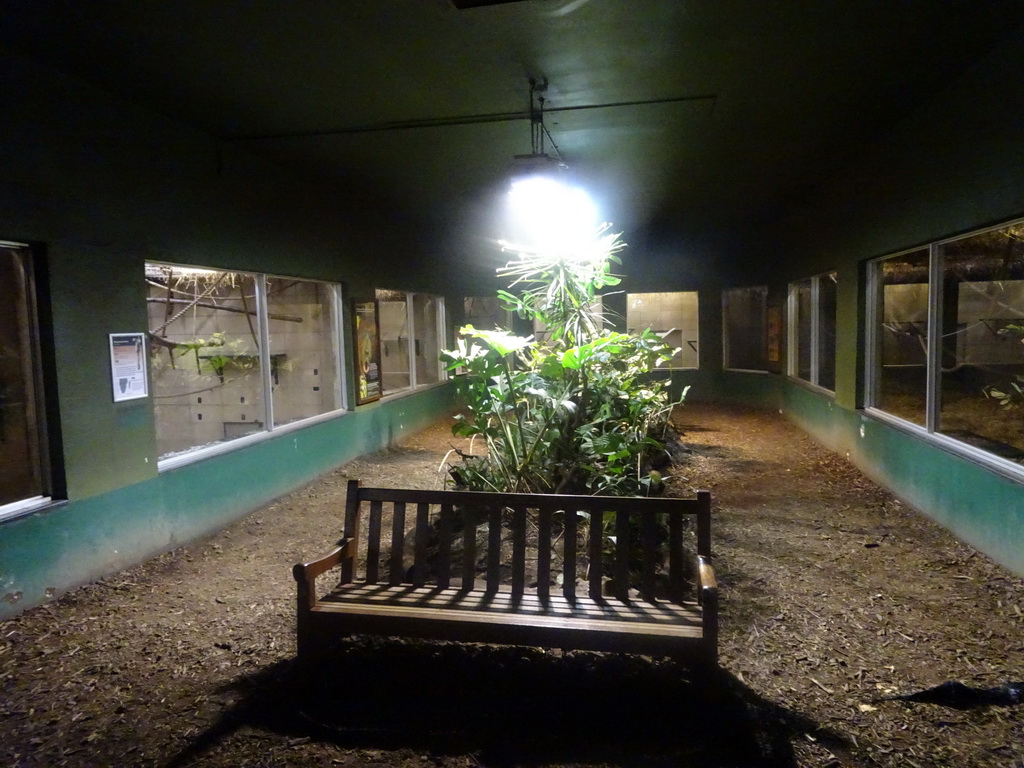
[780,381,1024,576]
[676,369,785,411]
[0,386,454,619]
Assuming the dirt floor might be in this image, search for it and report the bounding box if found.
[2,402,1023,767]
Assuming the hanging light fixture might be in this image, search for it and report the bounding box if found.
[503,78,599,256]
[511,77,567,181]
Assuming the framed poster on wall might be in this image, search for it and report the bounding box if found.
[352,300,382,405]
[109,332,149,402]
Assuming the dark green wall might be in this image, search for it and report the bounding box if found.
[0,386,455,619]
[0,49,476,616]
[4,21,1024,621]
[0,47,482,503]
[695,28,1024,576]
[676,371,1024,576]
[781,384,1024,576]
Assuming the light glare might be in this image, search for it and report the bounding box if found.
[506,176,599,257]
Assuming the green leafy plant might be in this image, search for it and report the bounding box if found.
[441,226,687,497]
[985,323,1024,408]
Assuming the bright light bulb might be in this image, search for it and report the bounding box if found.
[506,175,598,257]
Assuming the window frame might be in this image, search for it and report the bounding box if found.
[148,262,348,471]
[864,217,1024,482]
[787,271,837,394]
[625,291,700,370]
[722,285,769,373]
[375,289,447,398]
[0,241,60,521]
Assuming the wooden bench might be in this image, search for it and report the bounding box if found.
[293,480,718,664]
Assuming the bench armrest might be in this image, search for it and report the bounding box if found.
[294,540,358,593]
[697,555,717,594]
[697,555,719,663]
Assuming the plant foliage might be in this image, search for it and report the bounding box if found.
[984,322,1024,408]
[441,225,687,496]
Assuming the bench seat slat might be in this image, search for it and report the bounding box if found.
[317,584,703,636]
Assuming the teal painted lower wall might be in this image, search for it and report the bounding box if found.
[670,370,1024,576]
[8,372,1019,621]
[779,381,1024,577]
[672,369,786,411]
[0,385,455,619]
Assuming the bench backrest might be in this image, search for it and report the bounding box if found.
[342,480,711,605]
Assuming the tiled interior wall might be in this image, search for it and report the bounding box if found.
[627,292,699,368]
[413,294,442,385]
[882,281,1024,366]
[148,274,338,459]
[378,293,444,392]
[378,299,411,391]
[266,280,339,425]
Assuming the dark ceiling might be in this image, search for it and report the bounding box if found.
[2,0,1022,245]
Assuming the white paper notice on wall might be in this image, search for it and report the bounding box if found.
[109,333,149,402]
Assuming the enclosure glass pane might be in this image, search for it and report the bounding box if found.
[873,249,929,426]
[266,277,342,428]
[938,226,1024,460]
[376,290,411,393]
[817,272,838,391]
[626,292,699,368]
[148,264,265,460]
[792,279,813,381]
[723,286,767,371]
[0,245,46,508]
[463,296,509,332]
[413,294,443,386]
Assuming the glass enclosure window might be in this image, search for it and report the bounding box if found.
[0,244,49,511]
[937,228,1024,457]
[413,294,442,386]
[871,248,930,427]
[788,272,837,391]
[148,265,264,458]
[818,273,838,391]
[463,296,510,332]
[265,277,342,428]
[867,220,1024,466]
[454,297,510,376]
[147,263,344,462]
[723,286,767,371]
[793,280,813,381]
[376,289,447,395]
[626,292,699,368]
[377,290,411,393]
